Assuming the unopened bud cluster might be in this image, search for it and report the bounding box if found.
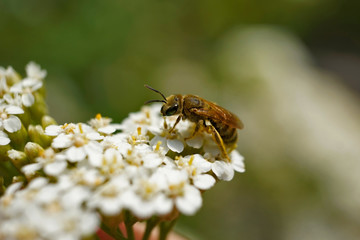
[0,63,245,240]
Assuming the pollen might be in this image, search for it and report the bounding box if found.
[137,127,142,136]
[96,113,102,120]
[188,155,194,166]
[155,141,162,151]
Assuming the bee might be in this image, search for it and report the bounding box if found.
[145,85,244,161]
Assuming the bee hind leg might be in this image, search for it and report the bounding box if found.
[205,124,231,162]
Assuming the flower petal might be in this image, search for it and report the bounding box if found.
[21,93,35,107]
[21,163,43,176]
[175,185,202,215]
[52,134,73,148]
[66,146,86,162]
[44,161,67,176]
[3,116,22,133]
[0,132,10,145]
[193,174,216,190]
[5,105,24,114]
[185,135,203,149]
[167,139,184,153]
[230,150,245,173]
[212,161,234,181]
[98,126,116,134]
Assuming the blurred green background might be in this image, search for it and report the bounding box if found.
[1,0,360,239]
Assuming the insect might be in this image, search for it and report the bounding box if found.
[145,85,244,161]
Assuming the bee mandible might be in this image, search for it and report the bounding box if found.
[144,85,244,162]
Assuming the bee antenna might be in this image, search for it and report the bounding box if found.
[144,99,167,105]
[144,84,167,102]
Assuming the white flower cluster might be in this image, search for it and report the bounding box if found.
[0,104,245,239]
[0,62,46,145]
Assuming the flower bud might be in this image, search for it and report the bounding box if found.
[24,142,44,162]
[0,144,11,162]
[7,124,28,151]
[12,175,26,183]
[29,92,48,123]
[41,115,57,129]
[17,107,31,129]
[4,67,21,86]
[7,149,29,169]
[28,125,52,148]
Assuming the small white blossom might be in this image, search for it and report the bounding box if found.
[0,104,24,137]
[176,154,216,190]
[122,174,173,218]
[88,113,122,135]
[26,61,47,80]
[88,175,130,216]
[160,168,202,215]
[10,79,43,107]
[32,148,68,176]
[209,150,245,181]
[50,123,104,166]
[0,66,18,82]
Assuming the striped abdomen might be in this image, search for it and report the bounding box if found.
[210,120,238,144]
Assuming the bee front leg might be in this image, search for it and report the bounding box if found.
[205,124,230,162]
[184,120,203,141]
[168,115,182,133]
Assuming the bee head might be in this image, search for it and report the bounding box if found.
[161,95,182,116]
[144,85,182,116]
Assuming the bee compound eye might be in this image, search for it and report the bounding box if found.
[165,105,178,116]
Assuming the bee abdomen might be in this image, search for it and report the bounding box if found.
[210,120,238,144]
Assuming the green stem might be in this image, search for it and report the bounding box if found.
[124,210,136,240]
[0,161,20,185]
[159,218,178,240]
[142,217,160,240]
[101,221,126,240]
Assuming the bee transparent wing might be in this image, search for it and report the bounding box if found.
[190,100,244,129]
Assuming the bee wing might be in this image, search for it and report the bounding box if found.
[190,100,244,129]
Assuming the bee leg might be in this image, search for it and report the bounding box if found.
[184,120,203,141]
[205,124,230,162]
[168,115,182,133]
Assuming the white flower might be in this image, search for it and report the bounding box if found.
[122,174,173,218]
[150,135,184,154]
[0,66,18,82]
[88,113,122,135]
[124,143,164,169]
[100,148,126,176]
[210,150,245,181]
[50,123,104,166]
[10,79,43,107]
[32,148,68,176]
[120,104,163,135]
[60,166,105,188]
[88,175,130,216]
[160,168,203,215]
[0,104,24,136]
[45,123,77,136]
[3,93,23,108]
[26,61,47,80]
[176,154,216,190]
